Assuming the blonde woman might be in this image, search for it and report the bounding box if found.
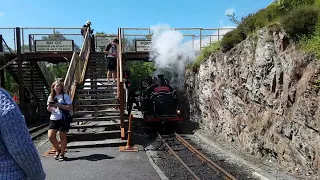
[47,81,73,161]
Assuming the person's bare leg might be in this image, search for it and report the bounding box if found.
[59,131,68,156]
[112,71,116,82]
[48,129,60,154]
[107,70,111,82]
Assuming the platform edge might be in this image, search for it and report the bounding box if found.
[145,150,168,180]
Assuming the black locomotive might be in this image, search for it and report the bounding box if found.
[139,74,183,123]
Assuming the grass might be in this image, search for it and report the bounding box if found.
[187,0,320,72]
[299,25,320,58]
[187,42,220,72]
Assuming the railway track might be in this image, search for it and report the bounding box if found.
[158,132,238,180]
[29,122,49,140]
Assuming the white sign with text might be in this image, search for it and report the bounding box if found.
[96,36,117,47]
[35,40,74,52]
[135,40,153,52]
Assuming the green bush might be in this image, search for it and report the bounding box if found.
[281,5,319,40]
[190,0,320,72]
[220,28,245,51]
[188,42,220,72]
[281,0,315,10]
[300,23,320,58]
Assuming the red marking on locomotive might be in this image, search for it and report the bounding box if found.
[154,86,171,93]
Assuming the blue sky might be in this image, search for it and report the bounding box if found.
[1,0,272,30]
[0,0,272,48]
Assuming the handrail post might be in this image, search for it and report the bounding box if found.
[16,27,24,104]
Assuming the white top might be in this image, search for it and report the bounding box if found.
[107,44,117,58]
[47,94,72,120]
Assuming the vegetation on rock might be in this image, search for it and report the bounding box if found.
[188,0,320,72]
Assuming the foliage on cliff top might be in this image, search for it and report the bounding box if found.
[187,42,220,72]
[188,0,320,72]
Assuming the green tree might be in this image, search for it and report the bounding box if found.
[126,61,156,89]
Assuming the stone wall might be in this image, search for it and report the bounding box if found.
[185,26,320,174]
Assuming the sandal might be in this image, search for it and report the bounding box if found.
[53,149,61,160]
[59,154,65,161]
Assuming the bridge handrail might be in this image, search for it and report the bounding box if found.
[63,28,91,100]
[0,57,17,71]
[1,35,13,53]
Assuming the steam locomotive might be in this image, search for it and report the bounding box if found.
[140,74,183,123]
[125,73,183,128]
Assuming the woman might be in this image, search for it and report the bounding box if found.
[47,81,73,161]
[0,88,46,180]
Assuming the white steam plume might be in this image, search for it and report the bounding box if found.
[149,23,234,90]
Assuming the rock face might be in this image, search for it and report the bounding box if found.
[185,26,320,174]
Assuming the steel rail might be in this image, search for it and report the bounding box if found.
[29,122,49,140]
[174,132,238,180]
[157,133,200,180]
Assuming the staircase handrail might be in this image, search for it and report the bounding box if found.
[2,38,13,53]
[0,57,18,71]
[63,28,91,101]
[117,28,125,140]
[36,61,55,88]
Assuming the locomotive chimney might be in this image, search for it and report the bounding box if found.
[157,74,165,86]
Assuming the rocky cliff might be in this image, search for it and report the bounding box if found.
[185,26,320,176]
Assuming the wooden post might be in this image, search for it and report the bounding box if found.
[120,81,125,140]
[119,113,138,152]
[16,27,24,104]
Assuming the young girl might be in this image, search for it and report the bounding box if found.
[47,81,73,161]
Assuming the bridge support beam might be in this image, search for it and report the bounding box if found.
[16,27,24,103]
[0,69,4,88]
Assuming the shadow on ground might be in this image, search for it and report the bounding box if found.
[65,154,114,161]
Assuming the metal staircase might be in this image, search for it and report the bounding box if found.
[5,61,51,101]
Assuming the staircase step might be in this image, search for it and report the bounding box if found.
[67,139,127,149]
[73,116,121,122]
[77,84,117,88]
[70,122,121,130]
[73,109,120,116]
[76,89,117,93]
[76,99,118,103]
[67,130,121,141]
[75,97,117,101]
[76,94,117,98]
[76,103,120,107]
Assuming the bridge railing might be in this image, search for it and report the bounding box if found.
[119,27,235,53]
[0,27,84,53]
[63,28,91,100]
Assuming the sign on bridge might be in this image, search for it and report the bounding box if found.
[35,40,74,52]
[135,40,152,52]
[96,36,117,47]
